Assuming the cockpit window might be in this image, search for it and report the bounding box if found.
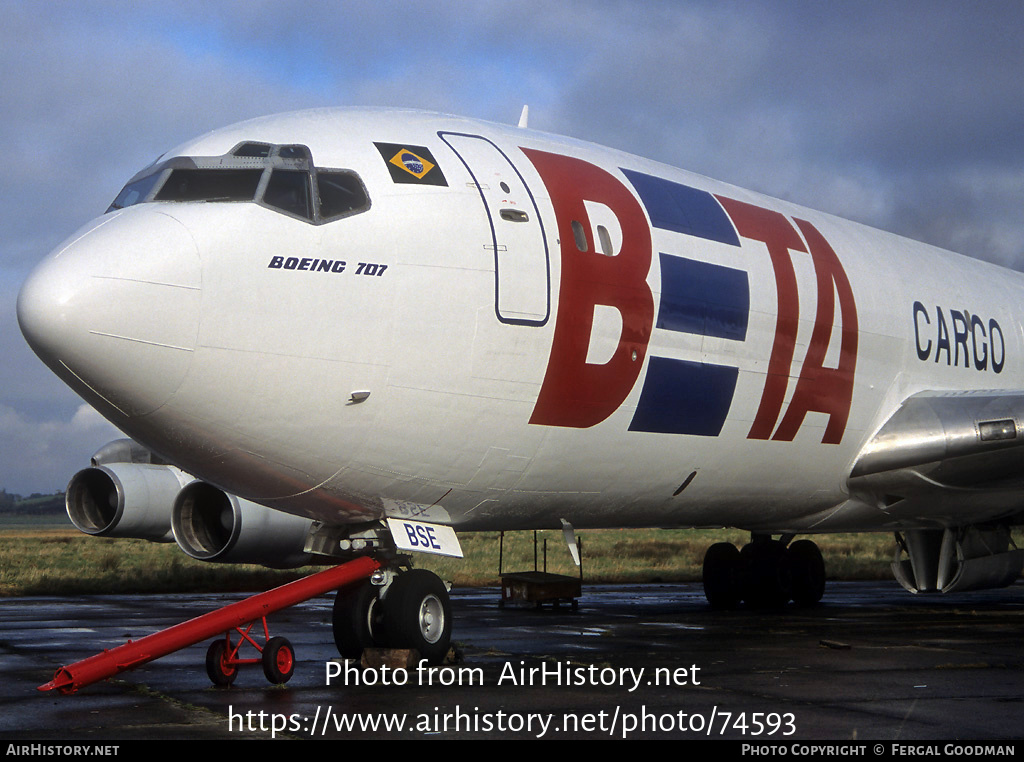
[155,169,263,203]
[278,145,311,161]
[264,169,313,220]
[108,171,165,211]
[318,172,370,220]
[232,142,272,158]
[107,142,370,224]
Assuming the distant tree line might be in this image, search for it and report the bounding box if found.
[0,490,66,514]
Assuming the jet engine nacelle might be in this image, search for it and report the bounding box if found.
[66,462,193,541]
[892,525,1024,593]
[171,481,317,568]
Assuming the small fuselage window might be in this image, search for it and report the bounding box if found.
[107,142,370,225]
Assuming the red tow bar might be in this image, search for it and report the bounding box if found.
[38,555,382,694]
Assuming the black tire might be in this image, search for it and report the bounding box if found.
[206,639,238,686]
[382,570,452,665]
[740,539,792,608]
[262,636,295,684]
[788,539,826,606]
[702,542,743,609]
[333,580,383,659]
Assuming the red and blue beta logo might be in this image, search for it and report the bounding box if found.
[522,149,858,445]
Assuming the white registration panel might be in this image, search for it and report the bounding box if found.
[387,518,464,558]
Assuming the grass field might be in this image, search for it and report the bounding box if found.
[0,526,901,596]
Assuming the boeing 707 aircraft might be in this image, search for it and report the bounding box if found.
[18,107,1024,673]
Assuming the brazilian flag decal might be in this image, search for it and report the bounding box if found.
[375,142,448,186]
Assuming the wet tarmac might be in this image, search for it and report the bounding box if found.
[2,581,1023,740]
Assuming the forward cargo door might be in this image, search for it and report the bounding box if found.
[439,132,550,326]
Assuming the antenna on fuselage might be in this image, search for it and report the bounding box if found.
[518,105,529,129]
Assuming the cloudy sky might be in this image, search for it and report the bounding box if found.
[3,1,1024,495]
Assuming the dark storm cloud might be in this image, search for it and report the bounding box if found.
[539,2,1024,265]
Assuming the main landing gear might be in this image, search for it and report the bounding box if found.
[332,567,452,665]
[701,535,825,609]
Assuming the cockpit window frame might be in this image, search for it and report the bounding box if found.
[107,141,371,225]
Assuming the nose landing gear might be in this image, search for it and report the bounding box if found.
[332,567,452,665]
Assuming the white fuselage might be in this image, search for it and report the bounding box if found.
[18,108,1024,534]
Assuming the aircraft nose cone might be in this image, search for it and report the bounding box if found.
[17,254,70,364]
[18,210,202,419]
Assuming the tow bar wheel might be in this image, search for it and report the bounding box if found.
[205,638,238,686]
[204,628,295,686]
[262,636,296,684]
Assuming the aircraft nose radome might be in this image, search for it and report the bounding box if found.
[17,254,69,365]
[17,211,202,419]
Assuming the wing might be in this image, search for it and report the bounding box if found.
[850,390,1024,502]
